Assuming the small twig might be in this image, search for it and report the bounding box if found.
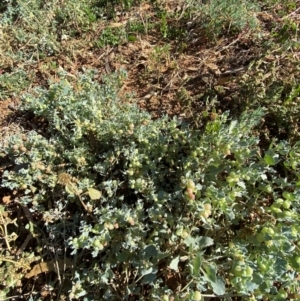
[160,71,180,94]
[0,256,31,270]
[77,193,92,213]
[0,215,11,251]
[221,65,249,76]
[3,292,34,300]
[55,256,62,285]
[110,283,123,301]
[176,3,190,21]
[282,7,300,20]
[16,233,32,256]
[216,37,240,54]
[139,5,149,37]
[201,294,219,298]
[180,279,193,292]
[19,203,34,222]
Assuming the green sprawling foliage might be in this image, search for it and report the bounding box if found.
[1,71,300,300]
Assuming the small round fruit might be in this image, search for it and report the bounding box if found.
[224,148,231,156]
[265,240,273,247]
[187,180,195,189]
[270,206,282,213]
[191,151,198,158]
[162,295,169,301]
[186,188,194,195]
[204,203,211,210]
[127,169,134,176]
[294,256,300,265]
[20,184,27,190]
[275,198,284,204]
[201,210,211,218]
[128,217,135,226]
[37,164,45,171]
[283,192,292,200]
[277,289,287,299]
[264,185,273,193]
[262,227,274,236]
[181,230,189,239]
[233,265,243,277]
[282,210,292,218]
[282,200,291,209]
[189,193,195,201]
[93,239,104,250]
[245,266,253,277]
[193,291,202,301]
[258,263,267,272]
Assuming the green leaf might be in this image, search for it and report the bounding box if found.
[128,35,137,42]
[117,251,131,262]
[100,268,114,285]
[169,256,180,271]
[204,264,216,283]
[210,277,226,296]
[281,240,295,253]
[203,265,225,296]
[228,120,237,134]
[141,267,155,276]
[202,264,225,296]
[140,245,158,260]
[184,236,197,248]
[184,236,214,250]
[192,253,202,276]
[273,257,288,276]
[282,191,295,200]
[264,154,275,166]
[142,269,157,283]
[65,183,78,195]
[244,279,259,291]
[88,188,102,200]
[237,181,246,189]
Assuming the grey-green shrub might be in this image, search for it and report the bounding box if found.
[1,70,300,300]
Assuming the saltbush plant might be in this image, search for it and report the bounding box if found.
[187,0,260,38]
[1,71,300,300]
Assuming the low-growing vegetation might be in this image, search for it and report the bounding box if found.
[0,0,300,300]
